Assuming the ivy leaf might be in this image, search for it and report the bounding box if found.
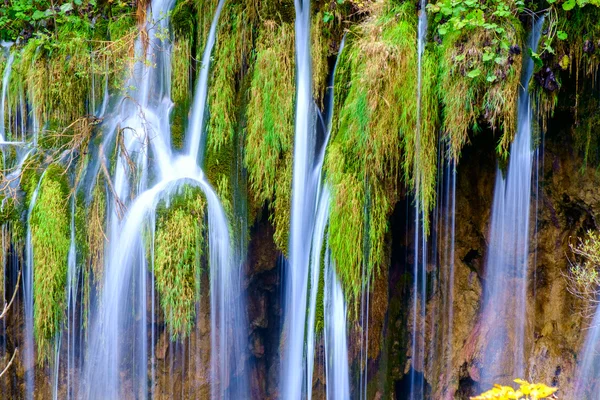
[438,25,448,35]
[323,11,334,23]
[557,30,568,40]
[486,74,498,82]
[74,0,83,4]
[467,68,481,78]
[483,52,494,62]
[32,10,47,20]
[60,3,74,13]
[563,0,577,10]
[529,49,543,68]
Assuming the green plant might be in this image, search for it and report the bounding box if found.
[154,186,205,339]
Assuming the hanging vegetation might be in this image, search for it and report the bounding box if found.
[245,19,295,252]
[154,185,205,339]
[29,164,71,359]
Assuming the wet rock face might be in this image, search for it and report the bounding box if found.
[425,111,598,396]
[245,216,282,400]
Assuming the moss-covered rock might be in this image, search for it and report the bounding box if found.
[31,163,70,359]
[245,19,295,253]
[154,185,205,339]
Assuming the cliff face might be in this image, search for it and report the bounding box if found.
[379,79,600,398]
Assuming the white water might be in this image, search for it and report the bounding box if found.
[409,0,429,396]
[0,42,14,143]
[480,17,544,385]
[574,302,600,397]
[442,158,456,386]
[186,0,226,163]
[83,0,247,397]
[324,246,351,400]
[281,0,318,396]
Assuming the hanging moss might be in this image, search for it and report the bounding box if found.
[154,186,205,340]
[436,10,523,160]
[171,37,192,150]
[87,178,106,287]
[31,163,70,359]
[205,3,252,222]
[245,20,295,253]
[326,0,417,303]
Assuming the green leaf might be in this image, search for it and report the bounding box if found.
[483,52,494,62]
[438,25,448,35]
[323,11,334,23]
[563,0,577,10]
[467,68,481,78]
[32,10,47,20]
[60,3,74,13]
[486,74,497,82]
[557,30,568,40]
[529,49,543,68]
[455,54,466,61]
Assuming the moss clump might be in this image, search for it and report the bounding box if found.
[326,0,416,303]
[245,20,295,253]
[205,3,251,221]
[87,179,106,287]
[435,3,523,160]
[171,37,192,150]
[154,186,205,339]
[31,163,70,359]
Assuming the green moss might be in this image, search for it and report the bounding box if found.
[87,176,106,287]
[436,13,524,160]
[154,185,205,339]
[204,4,251,222]
[245,20,295,253]
[171,37,192,150]
[31,163,70,359]
[326,1,416,303]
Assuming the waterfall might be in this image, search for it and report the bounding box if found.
[409,0,429,397]
[186,0,226,163]
[83,0,177,396]
[479,16,544,385]
[280,0,317,395]
[83,0,247,397]
[442,158,456,387]
[574,301,600,397]
[324,246,351,400]
[0,42,14,143]
[281,3,353,396]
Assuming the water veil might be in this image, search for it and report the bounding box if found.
[83,0,247,398]
[479,16,545,386]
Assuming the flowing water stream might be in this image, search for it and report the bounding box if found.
[479,16,544,386]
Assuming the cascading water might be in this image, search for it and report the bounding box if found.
[574,299,600,397]
[84,0,247,397]
[0,42,15,144]
[440,156,456,387]
[479,16,544,385]
[409,0,429,397]
[281,0,319,396]
[324,246,351,400]
[281,4,353,396]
